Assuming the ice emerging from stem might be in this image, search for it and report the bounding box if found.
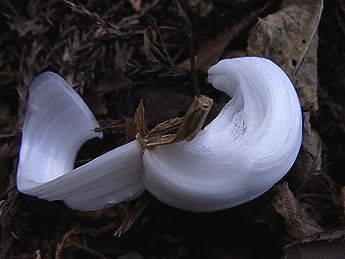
[143,57,302,212]
[17,57,302,212]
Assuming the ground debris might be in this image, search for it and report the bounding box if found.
[138,95,213,148]
[0,0,343,258]
[247,0,323,79]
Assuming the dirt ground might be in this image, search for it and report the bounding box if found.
[1,0,345,258]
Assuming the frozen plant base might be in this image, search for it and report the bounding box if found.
[17,57,302,212]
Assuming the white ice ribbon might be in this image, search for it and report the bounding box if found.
[17,57,302,212]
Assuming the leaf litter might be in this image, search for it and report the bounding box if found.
[0,0,344,258]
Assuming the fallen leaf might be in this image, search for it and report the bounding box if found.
[256,182,323,241]
[270,182,323,240]
[285,239,345,259]
[247,0,323,79]
[288,112,322,193]
[247,0,323,194]
[284,227,345,259]
[294,33,319,112]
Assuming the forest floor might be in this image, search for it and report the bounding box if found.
[1,0,345,258]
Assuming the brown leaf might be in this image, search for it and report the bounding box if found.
[247,0,323,195]
[285,227,345,259]
[247,0,323,79]
[288,112,322,192]
[285,239,345,259]
[294,33,319,112]
[271,182,323,240]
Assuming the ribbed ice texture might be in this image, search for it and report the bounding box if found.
[17,57,302,212]
[17,72,144,211]
[143,57,302,212]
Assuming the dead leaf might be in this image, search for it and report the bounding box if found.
[294,33,319,112]
[284,227,345,259]
[288,112,322,192]
[247,0,323,195]
[270,182,323,240]
[247,0,323,79]
[285,239,345,259]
